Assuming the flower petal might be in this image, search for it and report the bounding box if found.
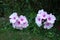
[19,15,28,24]
[38,9,44,14]
[9,12,18,23]
[10,19,16,23]
[47,13,56,23]
[37,9,48,20]
[9,12,18,18]
[12,23,16,28]
[44,22,53,29]
[35,16,42,27]
[21,22,29,28]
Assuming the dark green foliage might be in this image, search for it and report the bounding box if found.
[0,0,60,40]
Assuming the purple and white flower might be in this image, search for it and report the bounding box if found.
[9,12,18,23]
[18,15,29,28]
[9,13,29,30]
[35,16,42,27]
[44,22,53,29]
[47,13,56,24]
[12,15,29,30]
[37,9,48,20]
[35,9,56,29]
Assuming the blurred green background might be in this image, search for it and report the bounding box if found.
[0,0,60,40]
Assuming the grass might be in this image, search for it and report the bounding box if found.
[0,0,60,40]
[0,16,59,40]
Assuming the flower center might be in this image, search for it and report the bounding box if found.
[38,18,40,21]
[18,21,20,24]
[48,17,51,20]
[23,22,26,24]
[14,17,16,19]
[21,18,24,21]
[46,23,50,26]
[43,14,45,17]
